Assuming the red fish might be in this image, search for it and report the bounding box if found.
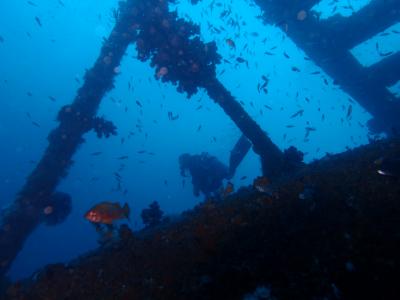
[84,202,130,224]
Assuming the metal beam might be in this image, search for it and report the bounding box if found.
[255,0,400,133]
[319,0,400,50]
[0,1,137,277]
[366,52,400,88]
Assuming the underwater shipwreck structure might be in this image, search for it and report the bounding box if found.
[257,0,400,134]
[1,0,400,298]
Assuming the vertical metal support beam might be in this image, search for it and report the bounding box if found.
[0,1,137,277]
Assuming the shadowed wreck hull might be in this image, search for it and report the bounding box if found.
[4,139,400,300]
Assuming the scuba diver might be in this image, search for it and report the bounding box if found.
[179,135,252,198]
[178,134,306,198]
[179,152,229,197]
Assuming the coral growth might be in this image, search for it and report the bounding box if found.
[130,0,220,97]
[92,116,117,138]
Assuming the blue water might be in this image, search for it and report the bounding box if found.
[0,0,397,281]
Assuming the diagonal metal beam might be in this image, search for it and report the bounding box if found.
[255,0,400,134]
[366,52,400,88]
[0,1,137,277]
[318,0,400,50]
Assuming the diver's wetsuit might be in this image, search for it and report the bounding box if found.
[179,152,229,197]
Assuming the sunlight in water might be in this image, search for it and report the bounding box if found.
[351,22,400,67]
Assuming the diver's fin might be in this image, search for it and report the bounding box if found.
[228,134,252,178]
